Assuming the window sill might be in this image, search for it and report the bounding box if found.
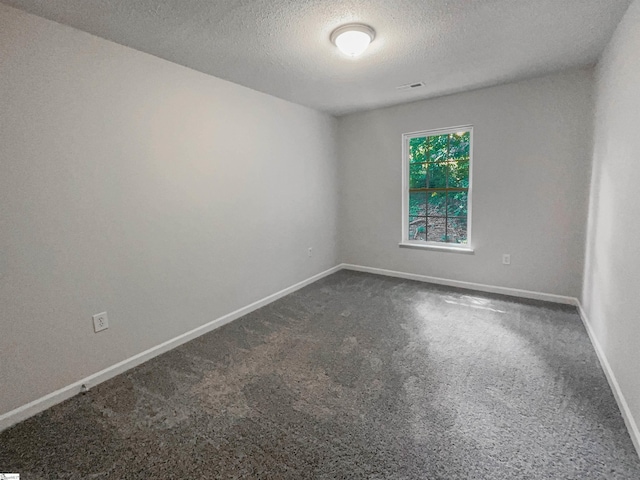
[398,242,475,254]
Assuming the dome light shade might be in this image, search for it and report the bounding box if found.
[331,24,375,57]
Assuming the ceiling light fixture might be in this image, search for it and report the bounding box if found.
[330,24,375,57]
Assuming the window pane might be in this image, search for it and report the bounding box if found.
[427,162,447,188]
[410,164,426,188]
[427,217,447,242]
[409,216,426,241]
[447,191,468,217]
[405,128,471,245]
[427,191,446,216]
[447,161,469,188]
[447,216,468,244]
[428,134,449,162]
[409,137,428,163]
[449,131,470,159]
[409,192,427,217]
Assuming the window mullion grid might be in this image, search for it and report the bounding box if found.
[445,134,451,241]
[406,128,471,246]
[409,188,466,192]
[425,140,430,239]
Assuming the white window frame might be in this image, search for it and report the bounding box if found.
[400,125,474,253]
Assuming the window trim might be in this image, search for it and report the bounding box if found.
[400,124,474,252]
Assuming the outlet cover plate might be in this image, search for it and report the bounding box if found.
[93,312,109,332]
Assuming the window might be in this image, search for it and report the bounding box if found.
[401,126,472,251]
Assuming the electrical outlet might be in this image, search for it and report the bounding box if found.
[93,312,109,332]
[502,254,511,265]
[308,247,313,257]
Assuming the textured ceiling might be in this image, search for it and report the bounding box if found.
[2,0,632,115]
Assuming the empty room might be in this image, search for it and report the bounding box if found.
[1,0,639,478]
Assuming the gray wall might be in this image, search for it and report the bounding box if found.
[0,5,339,415]
[583,0,640,441]
[337,70,593,297]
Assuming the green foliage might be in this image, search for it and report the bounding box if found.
[409,164,426,188]
[409,192,426,217]
[427,163,447,188]
[409,132,470,189]
[409,136,428,163]
[429,134,448,162]
[449,131,470,159]
[408,131,470,244]
[447,191,467,216]
[447,161,469,188]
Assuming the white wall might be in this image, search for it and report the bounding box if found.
[583,0,640,446]
[0,4,338,416]
[337,70,593,298]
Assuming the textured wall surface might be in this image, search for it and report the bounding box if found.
[0,4,338,416]
[0,0,630,114]
[583,0,640,447]
[337,70,594,298]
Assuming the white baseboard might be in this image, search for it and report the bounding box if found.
[3,262,639,461]
[0,265,341,433]
[575,303,640,458]
[339,263,578,305]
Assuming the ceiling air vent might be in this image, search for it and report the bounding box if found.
[396,82,425,91]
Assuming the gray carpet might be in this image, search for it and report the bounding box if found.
[1,270,639,479]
